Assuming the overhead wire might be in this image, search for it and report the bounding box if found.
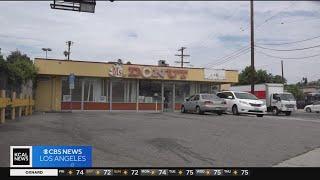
[255,44,320,51]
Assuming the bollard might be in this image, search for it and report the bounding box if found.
[11,92,16,120]
[1,90,6,123]
[18,93,22,117]
[29,96,33,115]
[24,95,28,116]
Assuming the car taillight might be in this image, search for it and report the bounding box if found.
[204,101,213,105]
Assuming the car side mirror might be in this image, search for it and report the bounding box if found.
[227,96,233,99]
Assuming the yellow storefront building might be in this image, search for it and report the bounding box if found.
[34,58,238,112]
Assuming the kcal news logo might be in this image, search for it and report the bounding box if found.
[10,146,33,167]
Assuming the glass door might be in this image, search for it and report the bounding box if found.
[163,83,174,112]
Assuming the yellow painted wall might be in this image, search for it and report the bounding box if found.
[225,70,238,83]
[35,77,52,111]
[35,76,61,111]
[35,59,112,77]
[220,84,231,91]
[52,77,62,111]
[35,58,238,83]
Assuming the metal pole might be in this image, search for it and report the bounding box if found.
[250,0,255,94]
[70,88,72,112]
[155,100,157,112]
[136,79,139,112]
[81,80,84,111]
[173,83,175,112]
[109,79,112,112]
[281,60,284,84]
[181,48,184,68]
[161,81,164,112]
[45,51,48,59]
[67,41,71,60]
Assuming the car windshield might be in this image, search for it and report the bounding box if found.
[279,94,295,101]
[201,94,220,100]
[234,92,258,100]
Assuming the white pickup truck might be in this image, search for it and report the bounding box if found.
[230,83,297,116]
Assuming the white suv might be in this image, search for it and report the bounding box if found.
[217,91,267,117]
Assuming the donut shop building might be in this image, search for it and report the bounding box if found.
[34,58,238,112]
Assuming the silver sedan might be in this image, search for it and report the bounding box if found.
[181,93,227,115]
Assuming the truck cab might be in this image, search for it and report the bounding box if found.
[269,92,297,116]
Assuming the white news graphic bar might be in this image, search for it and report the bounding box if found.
[10,169,58,176]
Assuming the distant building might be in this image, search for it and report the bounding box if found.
[302,85,320,94]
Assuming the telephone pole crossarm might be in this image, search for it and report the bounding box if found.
[175,47,190,68]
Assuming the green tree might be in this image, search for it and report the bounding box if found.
[285,84,304,100]
[0,52,5,71]
[237,66,287,85]
[5,50,38,91]
[238,66,256,85]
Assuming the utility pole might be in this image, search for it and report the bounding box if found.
[281,60,284,84]
[175,47,190,68]
[66,41,73,60]
[250,0,255,94]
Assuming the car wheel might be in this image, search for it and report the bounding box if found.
[216,111,223,116]
[306,107,312,113]
[232,105,239,115]
[181,106,186,113]
[196,106,203,115]
[285,111,291,116]
[256,114,264,117]
[272,107,279,116]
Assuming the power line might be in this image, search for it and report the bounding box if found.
[201,44,250,67]
[213,49,251,69]
[206,47,250,68]
[239,2,295,33]
[254,2,295,30]
[203,2,294,69]
[280,16,320,25]
[256,34,320,46]
[255,44,320,51]
[256,50,320,60]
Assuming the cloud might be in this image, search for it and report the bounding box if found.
[0,1,319,83]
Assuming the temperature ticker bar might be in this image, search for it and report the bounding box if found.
[10,168,250,176]
[57,168,250,176]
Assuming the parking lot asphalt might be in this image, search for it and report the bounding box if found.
[0,110,319,167]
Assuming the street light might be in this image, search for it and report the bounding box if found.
[42,48,52,59]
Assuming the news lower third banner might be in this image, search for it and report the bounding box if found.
[10,146,92,168]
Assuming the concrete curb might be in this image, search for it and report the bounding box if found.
[273,147,320,167]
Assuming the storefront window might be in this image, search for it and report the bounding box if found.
[61,76,82,102]
[111,79,137,103]
[139,80,161,103]
[61,77,109,103]
[111,79,124,102]
[175,82,191,103]
[200,83,220,94]
[200,83,210,93]
[83,78,108,102]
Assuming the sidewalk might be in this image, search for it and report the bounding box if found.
[274,147,320,167]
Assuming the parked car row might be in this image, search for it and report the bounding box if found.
[304,101,320,113]
[181,91,268,117]
[181,91,319,116]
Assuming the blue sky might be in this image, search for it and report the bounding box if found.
[0,1,320,83]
